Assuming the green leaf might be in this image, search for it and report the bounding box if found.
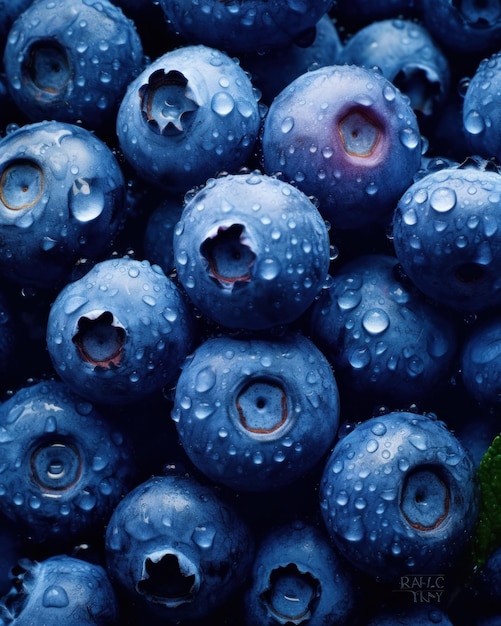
[471,434,501,568]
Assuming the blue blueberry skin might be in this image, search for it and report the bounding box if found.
[463,52,501,161]
[421,0,501,55]
[261,64,422,230]
[116,45,261,195]
[173,171,331,330]
[460,315,501,408]
[307,253,458,410]
[0,0,32,47]
[105,473,255,622]
[337,19,450,118]
[319,411,479,583]
[0,380,134,546]
[0,120,126,290]
[172,333,340,492]
[239,15,343,106]
[243,520,360,626]
[46,257,196,406]
[392,161,501,313]
[158,0,334,54]
[3,0,144,136]
[333,0,420,29]
[0,555,119,625]
[143,194,184,277]
[366,604,454,626]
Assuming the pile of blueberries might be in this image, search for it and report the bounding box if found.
[2,0,501,624]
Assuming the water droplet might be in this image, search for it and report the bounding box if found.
[192,524,216,549]
[348,346,371,369]
[76,490,96,511]
[464,110,485,135]
[399,127,420,149]
[371,422,387,436]
[43,585,69,608]
[29,495,41,509]
[362,309,390,335]
[337,289,362,311]
[336,491,349,506]
[273,449,286,462]
[70,179,105,222]
[409,433,427,450]
[342,516,364,541]
[430,187,456,213]
[211,91,235,116]
[252,451,264,465]
[366,439,379,453]
[281,116,294,133]
[195,367,216,393]
[257,257,280,280]
[63,295,88,315]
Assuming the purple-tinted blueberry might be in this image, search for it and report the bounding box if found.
[261,64,422,230]
[172,332,340,491]
[46,257,196,406]
[173,171,331,330]
[105,472,254,622]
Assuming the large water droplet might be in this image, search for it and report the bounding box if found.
[211,91,235,116]
[464,110,486,135]
[430,187,456,213]
[43,585,69,608]
[70,179,105,222]
[362,309,390,335]
[195,366,216,393]
[192,524,216,549]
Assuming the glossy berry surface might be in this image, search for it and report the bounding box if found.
[392,159,501,313]
[0,380,134,545]
[308,253,458,410]
[0,120,126,290]
[243,520,359,626]
[338,18,450,118]
[172,332,340,491]
[105,472,254,622]
[3,0,144,136]
[173,171,331,330]
[0,555,119,625]
[116,45,261,195]
[319,411,479,583]
[460,315,501,408]
[158,0,334,54]
[261,63,422,230]
[46,257,196,406]
[463,51,501,161]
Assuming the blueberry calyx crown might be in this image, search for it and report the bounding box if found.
[137,549,200,608]
[201,223,256,288]
[72,310,126,368]
[139,69,199,137]
[24,39,72,96]
[261,563,320,625]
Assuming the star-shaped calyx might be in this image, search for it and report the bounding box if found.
[139,69,199,136]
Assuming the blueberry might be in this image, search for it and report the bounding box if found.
[366,604,454,625]
[421,0,501,56]
[173,171,331,330]
[460,315,501,408]
[158,0,334,54]
[337,19,450,119]
[116,45,261,195]
[171,332,340,491]
[0,380,134,546]
[239,14,343,106]
[307,253,458,411]
[46,257,196,406]
[3,0,144,137]
[261,64,422,230]
[243,520,360,625]
[0,120,126,290]
[319,411,479,583]
[392,159,501,313]
[463,52,501,161]
[105,472,254,622]
[143,194,184,277]
[0,555,119,625]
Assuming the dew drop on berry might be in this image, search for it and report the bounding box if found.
[43,585,69,608]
